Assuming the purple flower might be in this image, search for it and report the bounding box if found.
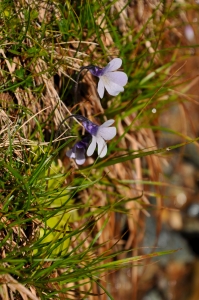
[89,58,128,98]
[66,136,90,165]
[64,115,117,159]
[80,118,116,158]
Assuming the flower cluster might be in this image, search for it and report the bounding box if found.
[66,58,128,165]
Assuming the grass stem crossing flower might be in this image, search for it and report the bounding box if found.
[86,119,116,158]
[63,115,116,161]
[71,115,116,158]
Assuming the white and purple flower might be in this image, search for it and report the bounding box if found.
[66,136,90,165]
[65,115,116,161]
[79,117,116,158]
[89,58,128,98]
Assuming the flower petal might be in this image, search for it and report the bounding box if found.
[75,148,86,165]
[96,136,107,158]
[105,71,128,86]
[98,127,116,140]
[104,58,122,72]
[97,78,105,98]
[76,157,86,165]
[101,76,124,96]
[66,149,75,159]
[100,119,115,128]
[87,135,97,156]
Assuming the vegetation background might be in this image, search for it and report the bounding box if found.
[0,0,199,299]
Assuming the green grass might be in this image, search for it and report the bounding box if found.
[0,0,198,299]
